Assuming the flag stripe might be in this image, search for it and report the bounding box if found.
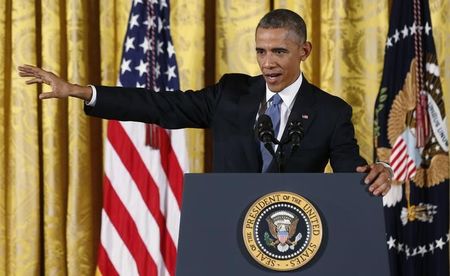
[171,129,189,173]
[121,121,181,247]
[103,176,157,275]
[391,141,406,164]
[392,137,406,152]
[391,156,406,172]
[392,158,406,175]
[390,145,406,164]
[97,244,119,276]
[396,164,408,181]
[105,139,170,276]
[100,210,139,275]
[157,127,183,206]
[108,121,177,275]
[406,159,417,177]
[390,136,418,182]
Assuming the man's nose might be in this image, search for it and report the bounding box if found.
[262,53,275,68]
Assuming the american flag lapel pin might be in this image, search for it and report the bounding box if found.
[302,114,309,119]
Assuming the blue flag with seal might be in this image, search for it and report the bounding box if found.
[374,0,449,275]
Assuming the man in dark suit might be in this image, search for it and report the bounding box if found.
[18,9,392,196]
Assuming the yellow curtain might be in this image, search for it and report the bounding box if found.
[1,0,449,275]
[0,0,106,274]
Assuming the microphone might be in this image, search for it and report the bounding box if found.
[287,120,304,154]
[256,114,277,156]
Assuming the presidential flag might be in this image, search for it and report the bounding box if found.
[97,0,188,275]
[374,0,449,275]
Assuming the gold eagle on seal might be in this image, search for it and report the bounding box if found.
[264,210,302,252]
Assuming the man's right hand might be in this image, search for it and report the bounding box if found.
[18,65,92,101]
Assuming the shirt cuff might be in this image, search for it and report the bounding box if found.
[85,85,97,106]
[376,161,394,178]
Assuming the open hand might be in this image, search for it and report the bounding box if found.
[18,65,92,101]
[356,163,392,196]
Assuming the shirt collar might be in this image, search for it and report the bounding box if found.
[265,73,303,109]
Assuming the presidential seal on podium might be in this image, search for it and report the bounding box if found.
[242,191,323,271]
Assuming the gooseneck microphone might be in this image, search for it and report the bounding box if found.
[256,114,278,157]
[256,114,304,172]
[287,120,304,155]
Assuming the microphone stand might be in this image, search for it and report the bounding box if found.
[276,143,285,173]
[275,120,304,173]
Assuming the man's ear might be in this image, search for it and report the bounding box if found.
[300,41,312,61]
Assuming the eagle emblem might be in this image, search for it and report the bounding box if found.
[376,56,448,225]
[264,210,302,252]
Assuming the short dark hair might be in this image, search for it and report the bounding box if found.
[256,9,307,42]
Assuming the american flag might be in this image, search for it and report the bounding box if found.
[97,0,188,275]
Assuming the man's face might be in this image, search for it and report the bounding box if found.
[255,27,310,92]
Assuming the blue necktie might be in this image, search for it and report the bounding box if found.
[261,94,283,172]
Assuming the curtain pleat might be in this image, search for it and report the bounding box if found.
[215,0,271,78]
[171,0,206,173]
[40,1,68,274]
[0,0,8,274]
[6,0,40,275]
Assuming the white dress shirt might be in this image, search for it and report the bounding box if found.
[264,73,303,144]
[85,85,97,106]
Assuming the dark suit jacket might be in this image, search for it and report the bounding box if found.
[85,74,366,172]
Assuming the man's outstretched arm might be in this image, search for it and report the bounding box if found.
[19,64,218,129]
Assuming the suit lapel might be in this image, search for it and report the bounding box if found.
[279,77,317,143]
[265,78,317,172]
[238,76,266,169]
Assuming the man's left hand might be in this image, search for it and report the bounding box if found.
[356,164,392,196]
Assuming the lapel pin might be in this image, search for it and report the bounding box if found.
[302,114,309,119]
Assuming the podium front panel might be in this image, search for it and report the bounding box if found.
[176,173,389,276]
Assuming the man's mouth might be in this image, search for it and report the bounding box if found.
[264,73,282,83]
